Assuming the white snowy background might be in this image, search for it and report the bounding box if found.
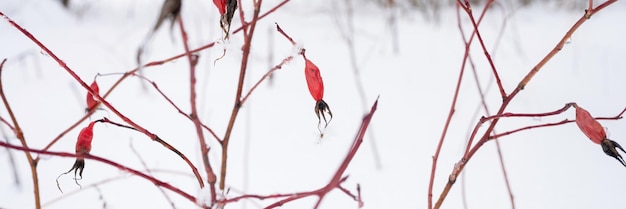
[1,0,626,208]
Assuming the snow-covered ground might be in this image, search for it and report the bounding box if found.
[1,0,626,208]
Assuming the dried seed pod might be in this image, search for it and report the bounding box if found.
[85,80,100,112]
[303,56,332,133]
[575,104,625,167]
[56,120,98,192]
[214,0,237,38]
[153,0,182,32]
[304,58,324,101]
[575,105,605,144]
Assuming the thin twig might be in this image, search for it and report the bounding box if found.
[0,58,41,209]
[491,109,626,139]
[427,1,494,207]
[432,1,618,208]
[125,72,222,143]
[456,0,506,99]
[0,141,199,205]
[130,140,176,209]
[264,98,378,209]
[240,55,296,104]
[178,15,218,206]
[331,0,383,170]
[33,0,292,160]
[219,0,264,191]
[0,122,21,187]
[0,11,205,189]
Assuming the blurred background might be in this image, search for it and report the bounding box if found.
[1,0,626,208]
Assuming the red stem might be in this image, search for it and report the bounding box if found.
[457,0,506,99]
[0,140,198,204]
[129,73,222,143]
[265,97,378,209]
[492,107,626,139]
[219,0,264,191]
[433,1,618,208]
[275,23,296,45]
[0,10,205,190]
[427,1,493,207]
[178,15,217,205]
[240,54,295,104]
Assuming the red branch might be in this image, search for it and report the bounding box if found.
[215,98,378,208]
[240,54,296,104]
[264,97,378,209]
[275,23,296,45]
[491,106,626,139]
[219,0,264,191]
[0,140,198,204]
[178,15,218,205]
[0,10,205,190]
[32,0,293,160]
[427,1,494,208]
[124,73,222,143]
[432,1,618,208]
[456,0,506,99]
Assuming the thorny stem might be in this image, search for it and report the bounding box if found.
[0,141,199,205]
[220,0,263,191]
[432,1,618,208]
[0,59,41,209]
[0,11,205,189]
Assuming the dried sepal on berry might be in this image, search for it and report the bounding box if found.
[315,99,333,131]
[153,0,182,32]
[601,138,626,167]
[56,120,98,192]
[214,0,236,39]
